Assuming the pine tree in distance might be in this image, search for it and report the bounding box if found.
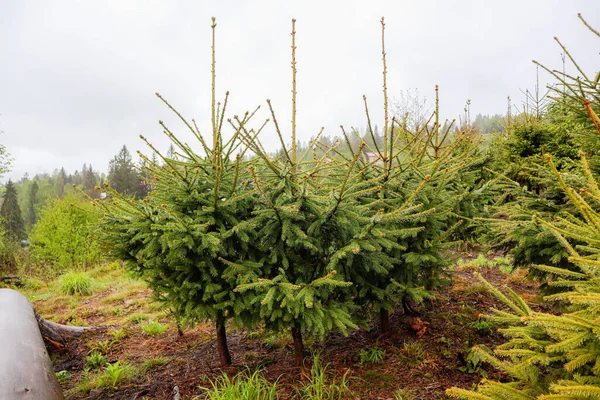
[1,180,25,241]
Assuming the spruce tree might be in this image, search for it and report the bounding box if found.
[333,20,486,333]
[448,152,600,400]
[232,18,448,365]
[448,16,600,398]
[108,145,145,199]
[97,18,261,366]
[1,180,25,241]
[27,180,38,226]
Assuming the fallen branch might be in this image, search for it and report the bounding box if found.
[172,386,181,400]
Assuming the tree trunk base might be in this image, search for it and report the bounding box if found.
[380,308,390,335]
[216,320,232,366]
[291,324,305,371]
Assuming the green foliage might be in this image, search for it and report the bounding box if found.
[55,370,71,385]
[0,180,25,241]
[96,18,486,368]
[59,271,94,296]
[107,145,147,199]
[469,317,494,333]
[26,180,39,227]
[198,370,279,400]
[394,388,416,400]
[140,356,170,373]
[95,361,135,389]
[448,16,600,394]
[129,313,150,324]
[90,340,113,355]
[109,329,126,341]
[142,320,168,336]
[296,354,351,400]
[29,193,103,270]
[457,347,488,376]
[86,352,108,371]
[358,346,385,364]
[22,277,45,290]
[398,341,426,364]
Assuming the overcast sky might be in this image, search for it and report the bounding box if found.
[1,1,598,182]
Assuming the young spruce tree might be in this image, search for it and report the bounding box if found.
[448,15,600,398]
[97,18,261,366]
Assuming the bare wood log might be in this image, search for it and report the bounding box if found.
[0,289,64,400]
[34,310,101,346]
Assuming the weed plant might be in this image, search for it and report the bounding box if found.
[86,352,108,371]
[95,361,135,389]
[142,320,168,335]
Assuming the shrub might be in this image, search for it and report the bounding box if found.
[29,193,103,271]
[59,271,94,296]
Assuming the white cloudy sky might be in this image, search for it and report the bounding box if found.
[0,1,598,181]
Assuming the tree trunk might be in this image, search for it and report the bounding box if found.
[290,323,305,369]
[216,318,232,366]
[0,289,64,399]
[380,308,390,335]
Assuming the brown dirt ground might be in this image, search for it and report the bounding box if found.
[43,257,543,400]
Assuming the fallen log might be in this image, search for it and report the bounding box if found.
[34,310,100,346]
[0,288,64,399]
[0,276,22,286]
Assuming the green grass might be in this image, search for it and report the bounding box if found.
[398,341,426,364]
[140,356,171,374]
[198,370,279,400]
[296,354,351,400]
[358,346,385,364]
[394,388,416,399]
[59,271,94,296]
[109,329,127,341]
[129,313,151,324]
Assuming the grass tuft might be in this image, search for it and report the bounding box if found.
[198,370,278,400]
[59,271,94,296]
